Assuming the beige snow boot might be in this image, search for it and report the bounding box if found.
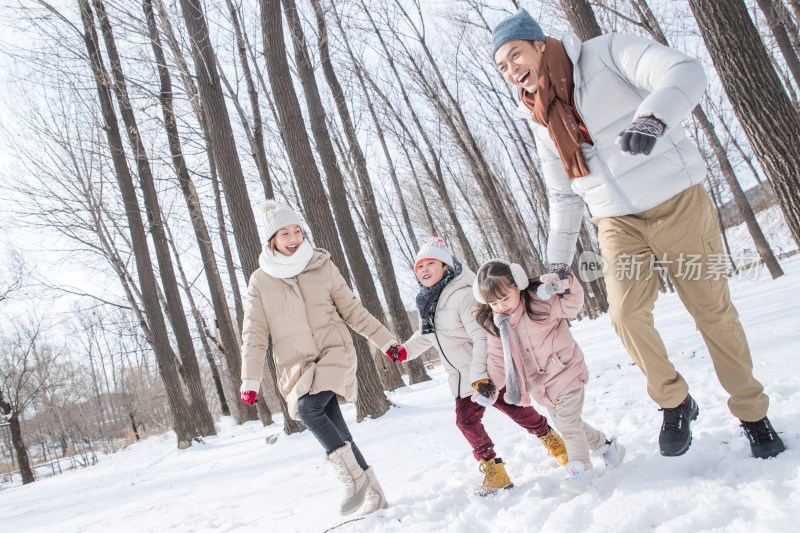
[326,442,372,516]
[361,466,388,514]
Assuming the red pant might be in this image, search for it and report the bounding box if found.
[454,387,549,461]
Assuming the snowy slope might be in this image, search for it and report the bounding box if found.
[2,258,799,533]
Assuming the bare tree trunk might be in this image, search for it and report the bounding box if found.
[706,174,737,269]
[621,0,783,278]
[693,108,783,278]
[163,221,230,417]
[401,144,440,238]
[386,1,534,270]
[224,0,274,199]
[282,0,407,391]
[92,0,216,436]
[756,0,800,86]
[259,0,390,422]
[152,0,246,332]
[559,0,603,40]
[689,0,800,249]
[308,0,429,384]
[143,0,257,423]
[0,391,34,484]
[78,0,195,447]
[177,0,263,279]
[340,4,478,269]
[363,84,419,253]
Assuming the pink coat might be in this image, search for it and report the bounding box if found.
[483,272,589,408]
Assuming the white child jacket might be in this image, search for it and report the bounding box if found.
[402,267,488,398]
[523,33,708,265]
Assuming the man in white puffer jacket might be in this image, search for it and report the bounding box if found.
[491,8,784,459]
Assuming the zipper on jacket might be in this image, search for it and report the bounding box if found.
[572,97,638,214]
[430,312,463,396]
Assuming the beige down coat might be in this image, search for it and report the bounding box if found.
[240,249,394,420]
[402,267,488,398]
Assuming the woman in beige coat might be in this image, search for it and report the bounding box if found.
[240,201,398,517]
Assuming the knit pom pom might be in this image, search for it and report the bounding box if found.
[261,200,278,214]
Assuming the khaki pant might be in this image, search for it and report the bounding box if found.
[595,184,768,421]
[546,387,606,470]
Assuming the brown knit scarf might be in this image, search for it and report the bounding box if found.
[519,37,590,179]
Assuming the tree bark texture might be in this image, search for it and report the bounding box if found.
[559,0,603,40]
[0,391,34,484]
[224,0,274,199]
[756,0,800,87]
[629,0,783,278]
[689,0,800,249]
[177,0,263,280]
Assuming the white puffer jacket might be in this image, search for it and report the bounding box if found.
[523,33,708,265]
[402,267,488,398]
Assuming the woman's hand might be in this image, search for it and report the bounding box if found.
[241,390,257,405]
[240,379,261,405]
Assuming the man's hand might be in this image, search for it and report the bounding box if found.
[616,116,665,155]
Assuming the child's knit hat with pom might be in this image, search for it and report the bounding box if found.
[261,201,305,240]
[414,237,453,272]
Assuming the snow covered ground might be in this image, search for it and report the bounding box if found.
[2,261,799,533]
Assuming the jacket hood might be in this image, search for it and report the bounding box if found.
[303,248,331,273]
[437,266,476,307]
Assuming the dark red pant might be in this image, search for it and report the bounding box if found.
[454,387,549,461]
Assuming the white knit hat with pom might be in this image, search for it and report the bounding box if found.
[414,237,453,271]
[261,201,305,240]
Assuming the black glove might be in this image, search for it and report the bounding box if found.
[617,116,665,155]
[548,263,571,296]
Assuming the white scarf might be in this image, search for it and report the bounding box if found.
[258,240,314,279]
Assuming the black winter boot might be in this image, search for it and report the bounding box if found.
[741,416,785,459]
[658,394,699,456]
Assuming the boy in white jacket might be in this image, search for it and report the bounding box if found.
[389,237,567,495]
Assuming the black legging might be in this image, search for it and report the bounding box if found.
[296,390,368,470]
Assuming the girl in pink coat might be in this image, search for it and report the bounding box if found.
[473,259,625,494]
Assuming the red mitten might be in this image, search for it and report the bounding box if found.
[385,344,407,362]
[241,390,257,405]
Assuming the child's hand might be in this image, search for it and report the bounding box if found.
[472,379,496,398]
[385,344,407,362]
[539,273,568,300]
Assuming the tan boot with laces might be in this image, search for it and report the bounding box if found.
[474,457,513,496]
[538,426,569,465]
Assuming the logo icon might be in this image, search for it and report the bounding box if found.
[578,250,607,282]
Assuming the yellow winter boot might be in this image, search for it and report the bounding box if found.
[538,426,569,466]
[474,457,513,496]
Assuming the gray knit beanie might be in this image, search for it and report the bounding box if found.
[491,8,546,59]
[261,201,305,240]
